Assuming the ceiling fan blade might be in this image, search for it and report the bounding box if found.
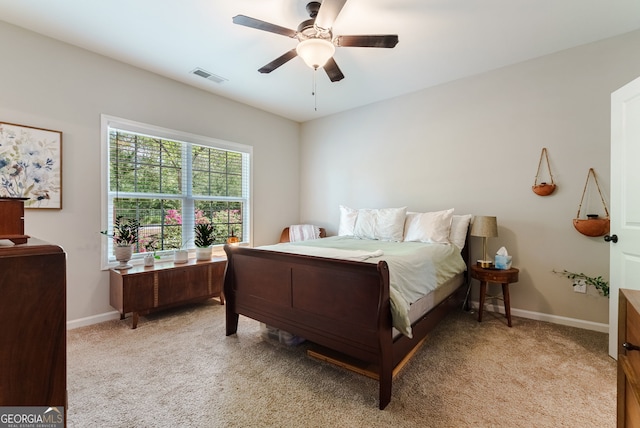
[232,15,297,38]
[258,49,298,74]
[335,35,399,48]
[315,0,348,31]
[323,57,345,82]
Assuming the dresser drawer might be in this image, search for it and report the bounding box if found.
[627,301,640,370]
[625,377,640,427]
[620,354,640,427]
[619,289,640,427]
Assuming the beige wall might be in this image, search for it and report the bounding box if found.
[0,21,301,324]
[3,17,640,330]
[300,29,640,328]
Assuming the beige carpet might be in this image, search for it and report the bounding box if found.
[67,301,616,427]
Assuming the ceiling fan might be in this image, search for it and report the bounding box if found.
[232,0,399,82]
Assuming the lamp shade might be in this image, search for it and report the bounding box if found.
[470,216,498,238]
[296,38,335,69]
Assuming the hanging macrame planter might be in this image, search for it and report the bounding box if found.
[573,168,610,237]
[532,147,557,196]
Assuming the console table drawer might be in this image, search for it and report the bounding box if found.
[119,274,155,313]
[158,264,210,305]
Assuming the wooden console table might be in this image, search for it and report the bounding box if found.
[110,256,225,328]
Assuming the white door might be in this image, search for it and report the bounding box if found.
[609,75,640,358]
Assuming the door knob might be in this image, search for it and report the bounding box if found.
[604,234,618,243]
[624,342,640,351]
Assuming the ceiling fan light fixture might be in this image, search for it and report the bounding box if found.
[296,38,335,69]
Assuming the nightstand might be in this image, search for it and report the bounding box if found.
[470,265,519,327]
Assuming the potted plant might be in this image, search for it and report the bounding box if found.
[194,222,215,261]
[101,216,140,270]
[142,236,160,267]
[173,243,189,263]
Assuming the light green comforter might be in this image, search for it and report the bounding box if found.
[258,236,467,338]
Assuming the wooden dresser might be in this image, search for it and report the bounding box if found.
[0,238,67,408]
[618,288,640,427]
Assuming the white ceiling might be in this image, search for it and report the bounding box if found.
[1,0,640,122]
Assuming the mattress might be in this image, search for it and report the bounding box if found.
[393,271,465,338]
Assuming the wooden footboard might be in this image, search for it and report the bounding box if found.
[223,244,464,409]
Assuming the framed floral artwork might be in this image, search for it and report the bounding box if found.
[0,122,62,209]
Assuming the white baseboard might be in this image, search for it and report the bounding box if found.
[469,301,609,333]
[67,304,609,334]
[66,311,121,330]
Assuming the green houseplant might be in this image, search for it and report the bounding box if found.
[101,216,140,270]
[194,223,215,261]
[142,236,161,266]
[554,269,610,297]
[101,216,140,247]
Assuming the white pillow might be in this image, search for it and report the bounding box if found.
[353,209,376,239]
[338,205,358,236]
[449,214,472,250]
[353,207,407,241]
[403,209,454,243]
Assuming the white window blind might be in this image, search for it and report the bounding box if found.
[101,115,251,268]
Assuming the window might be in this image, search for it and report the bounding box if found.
[101,115,251,267]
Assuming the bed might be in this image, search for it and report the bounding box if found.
[223,207,472,409]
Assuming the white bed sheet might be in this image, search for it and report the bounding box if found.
[257,236,467,338]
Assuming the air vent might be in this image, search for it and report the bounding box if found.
[190,68,228,84]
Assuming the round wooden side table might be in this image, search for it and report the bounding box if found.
[470,265,520,327]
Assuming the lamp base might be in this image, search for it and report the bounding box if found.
[477,260,494,268]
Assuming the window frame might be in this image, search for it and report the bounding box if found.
[100,115,253,269]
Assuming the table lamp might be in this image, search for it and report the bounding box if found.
[470,216,498,267]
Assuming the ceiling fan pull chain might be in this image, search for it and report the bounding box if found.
[313,68,318,111]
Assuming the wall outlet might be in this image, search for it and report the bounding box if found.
[573,279,587,293]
